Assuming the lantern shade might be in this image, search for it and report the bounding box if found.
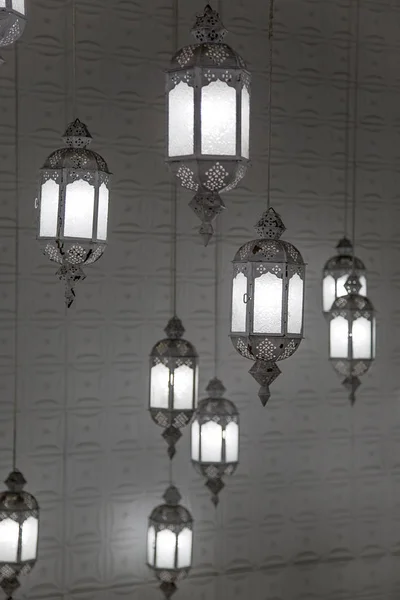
[322,237,367,313]
[230,207,306,405]
[0,0,26,53]
[36,119,111,307]
[147,486,194,600]
[0,470,39,599]
[191,378,239,506]
[328,273,376,403]
[149,316,199,458]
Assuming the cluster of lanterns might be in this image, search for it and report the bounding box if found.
[0,2,377,600]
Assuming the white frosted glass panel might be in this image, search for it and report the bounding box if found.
[64,179,94,238]
[372,317,376,359]
[352,317,372,359]
[253,272,282,334]
[0,1,6,6]
[330,316,349,358]
[0,519,19,562]
[39,179,59,237]
[323,274,335,312]
[359,275,367,297]
[201,81,236,155]
[21,517,38,562]
[168,81,194,157]
[191,420,200,461]
[241,86,250,158]
[173,365,194,410]
[97,183,109,241]
[225,421,239,463]
[155,529,176,569]
[200,421,222,462]
[13,0,25,14]
[177,528,192,569]
[231,272,247,332]
[288,273,303,334]
[147,526,156,566]
[150,363,170,409]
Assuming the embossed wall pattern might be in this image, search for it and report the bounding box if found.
[0,0,399,598]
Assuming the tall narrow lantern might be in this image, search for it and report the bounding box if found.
[36,119,111,307]
[0,471,39,600]
[191,378,239,506]
[0,0,26,62]
[328,273,375,403]
[166,4,251,243]
[147,485,194,600]
[149,316,199,458]
[322,238,367,314]
[230,207,306,405]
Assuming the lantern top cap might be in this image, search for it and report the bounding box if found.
[255,207,286,240]
[5,469,26,492]
[345,272,362,294]
[63,118,93,149]
[191,4,227,43]
[164,316,185,340]
[163,485,181,506]
[336,236,353,255]
[205,377,226,398]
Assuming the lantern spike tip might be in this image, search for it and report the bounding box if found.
[56,264,86,308]
[206,478,224,505]
[0,576,20,599]
[191,4,227,43]
[255,207,286,240]
[249,360,281,405]
[343,375,360,405]
[199,222,214,246]
[163,425,182,458]
[258,386,271,407]
[160,581,178,599]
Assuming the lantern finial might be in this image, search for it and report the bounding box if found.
[254,207,286,240]
[189,191,225,247]
[344,272,361,295]
[163,485,182,506]
[343,375,361,405]
[162,426,182,459]
[5,469,26,492]
[206,478,224,507]
[160,581,178,599]
[205,377,226,398]
[249,360,281,406]
[1,575,20,600]
[336,236,353,255]
[62,118,92,148]
[191,5,227,43]
[164,316,185,339]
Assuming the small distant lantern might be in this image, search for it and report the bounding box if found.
[191,378,239,506]
[328,273,376,403]
[230,207,306,405]
[322,237,367,314]
[0,0,26,61]
[0,470,39,600]
[166,4,251,243]
[36,119,111,307]
[149,316,199,458]
[147,485,194,600]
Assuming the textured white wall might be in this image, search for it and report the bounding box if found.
[0,0,398,598]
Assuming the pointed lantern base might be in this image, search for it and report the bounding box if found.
[249,360,281,406]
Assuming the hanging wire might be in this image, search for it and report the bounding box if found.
[71,0,77,118]
[350,0,361,263]
[214,222,219,377]
[342,0,353,239]
[266,0,274,209]
[12,43,20,472]
[170,0,179,317]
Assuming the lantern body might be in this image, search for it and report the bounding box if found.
[328,274,375,402]
[0,0,26,49]
[230,208,306,404]
[322,237,367,313]
[147,486,193,599]
[0,471,39,598]
[149,317,199,458]
[166,5,250,195]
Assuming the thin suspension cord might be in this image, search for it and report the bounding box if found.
[72,0,77,118]
[342,0,353,239]
[12,44,20,472]
[171,0,178,317]
[214,222,219,377]
[266,0,274,209]
[351,0,361,263]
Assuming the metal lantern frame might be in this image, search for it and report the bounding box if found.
[0,0,26,52]
[328,274,375,403]
[147,486,194,600]
[322,236,367,314]
[191,378,239,506]
[230,207,306,405]
[36,119,111,307]
[149,316,199,458]
[0,470,39,599]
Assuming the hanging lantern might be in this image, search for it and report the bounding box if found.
[149,316,199,458]
[147,485,194,600]
[0,470,39,599]
[166,4,251,243]
[328,272,375,403]
[36,118,111,307]
[322,236,367,314]
[0,0,26,60]
[230,207,306,406]
[191,378,239,506]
